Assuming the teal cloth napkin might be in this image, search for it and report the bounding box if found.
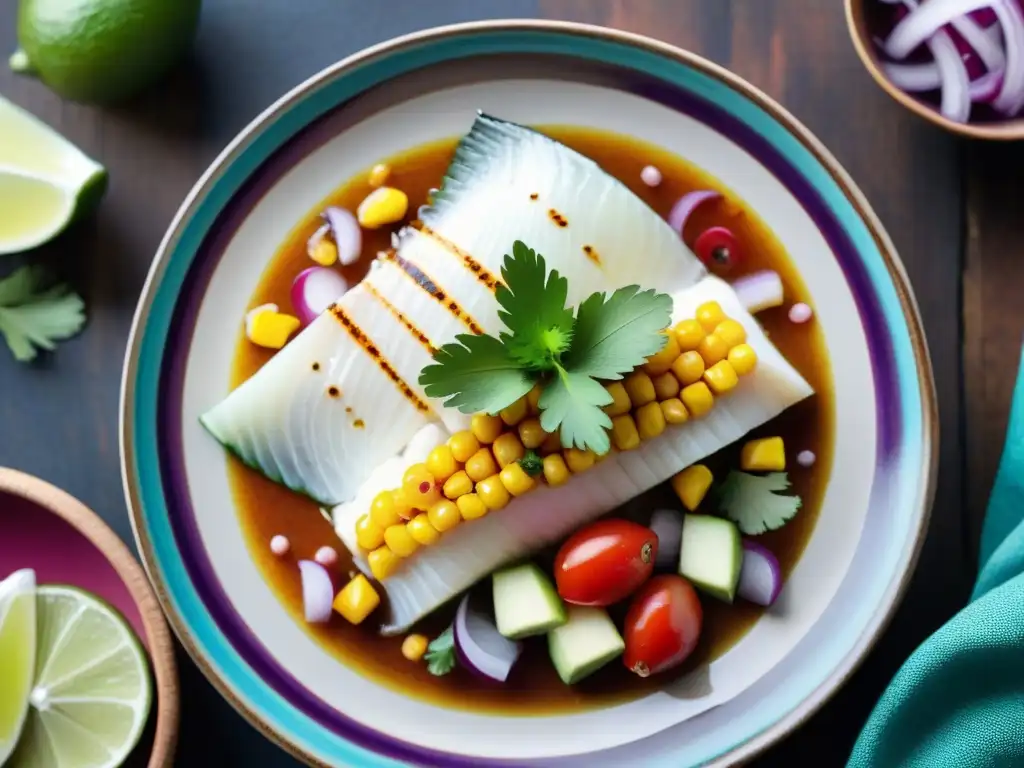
[848,346,1024,768]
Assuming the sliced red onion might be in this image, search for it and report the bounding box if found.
[732,270,784,313]
[454,592,522,683]
[667,190,721,237]
[970,67,1006,100]
[738,540,783,607]
[883,61,943,91]
[298,560,335,623]
[885,0,998,59]
[950,13,1006,72]
[322,207,362,266]
[649,509,683,571]
[991,0,1024,115]
[291,267,349,326]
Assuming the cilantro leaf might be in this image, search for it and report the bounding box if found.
[419,333,535,415]
[538,365,613,454]
[496,241,574,370]
[565,286,673,380]
[717,471,802,535]
[424,626,457,676]
[0,265,86,363]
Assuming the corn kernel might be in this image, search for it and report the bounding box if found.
[476,475,511,510]
[728,343,758,375]
[465,448,499,482]
[518,417,548,449]
[671,350,705,385]
[652,372,680,401]
[540,431,563,455]
[564,448,596,473]
[456,492,489,520]
[671,465,714,511]
[697,333,729,366]
[401,634,429,662]
[391,488,413,520]
[644,332,681,375]
[602,381,632,416]
[696,301,726,332]
[333,574,380,625]
[427,499,461,531]
[636,401,666,441]
[368,163,391,188]
[527,384,543,413]
[714,319,747,348]
[661,398,689,424]
[624,371,656,407]
[493,432,525,469]
[704,360,740,395]
[406,515,440,545]
[370,491,401,529]
[500,397,528,426]
[248,310,300,350]
[471,413,504,444]
[500,462,536,497]
[384,524,419,557]
[309,237,338,266]
[448,430,480,463]
[403,463,440,510]
[357,186,409,229]
[425,445,458,482]
[355,515,385,550]
[367,546,401,581]
[681,382,715,418]
[443,470,473,499]
[611,414,641,451]
[674,319,706,351]
[543,454,570,486]
[740,436,786,471]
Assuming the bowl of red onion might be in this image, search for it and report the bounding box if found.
[846,0,1024,139]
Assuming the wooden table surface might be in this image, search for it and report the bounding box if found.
[0,0,1013,765]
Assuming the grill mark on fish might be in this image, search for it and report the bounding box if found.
[417,224,501,293]
[364,283,437,355]
[326,304,432,414]
[381,250,483,334]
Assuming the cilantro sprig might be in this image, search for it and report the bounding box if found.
[424,625,457,676]
[717,470,802,535]
[419,241,673,454]
[0,265,86,362]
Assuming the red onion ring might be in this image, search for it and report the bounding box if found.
[991,0,1024,114]
[667,190,721,237]
[298,560,335,623]
[885,0,998,59]
[453,592,522,683]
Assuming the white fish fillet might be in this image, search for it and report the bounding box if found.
[334,277,814,634]
[201,113,706,505]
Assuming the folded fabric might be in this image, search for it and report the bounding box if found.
[848,345,1024,768]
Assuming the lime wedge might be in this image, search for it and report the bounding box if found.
[0,96,106,255]
[8,586,152,768]
[0,569,37,765]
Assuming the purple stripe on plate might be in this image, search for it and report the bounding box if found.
[156,58,903,765]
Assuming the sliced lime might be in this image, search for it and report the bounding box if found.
[9,586,152,768]
[0,96,106,255]
[0,569,37,765]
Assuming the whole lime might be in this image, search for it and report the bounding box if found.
[12,0,202,105]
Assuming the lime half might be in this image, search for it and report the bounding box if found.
[0,570,37,765]
[0,96,106,256]
[9,586,152,768]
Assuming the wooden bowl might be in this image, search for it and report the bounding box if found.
[845,0,1024,140]
[0,468,179,767]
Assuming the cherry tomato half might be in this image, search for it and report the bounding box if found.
[553,519,657,606]
[623,574,703,677]
[693,226,741,273]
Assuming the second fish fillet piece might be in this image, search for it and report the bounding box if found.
[334,276,814,633]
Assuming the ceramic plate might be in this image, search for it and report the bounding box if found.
[121,20,937,767]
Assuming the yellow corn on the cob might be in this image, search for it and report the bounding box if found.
[358,300,758,579]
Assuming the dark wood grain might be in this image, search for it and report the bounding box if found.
[0,1,970,766]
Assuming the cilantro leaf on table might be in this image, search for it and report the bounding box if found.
[496,241,574,370]
[424,626,456,677]
[0,265,86,363]
[538,367,614,454]
[419,332,535,414]
[565,285,674,380]
[717,471,802,535]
